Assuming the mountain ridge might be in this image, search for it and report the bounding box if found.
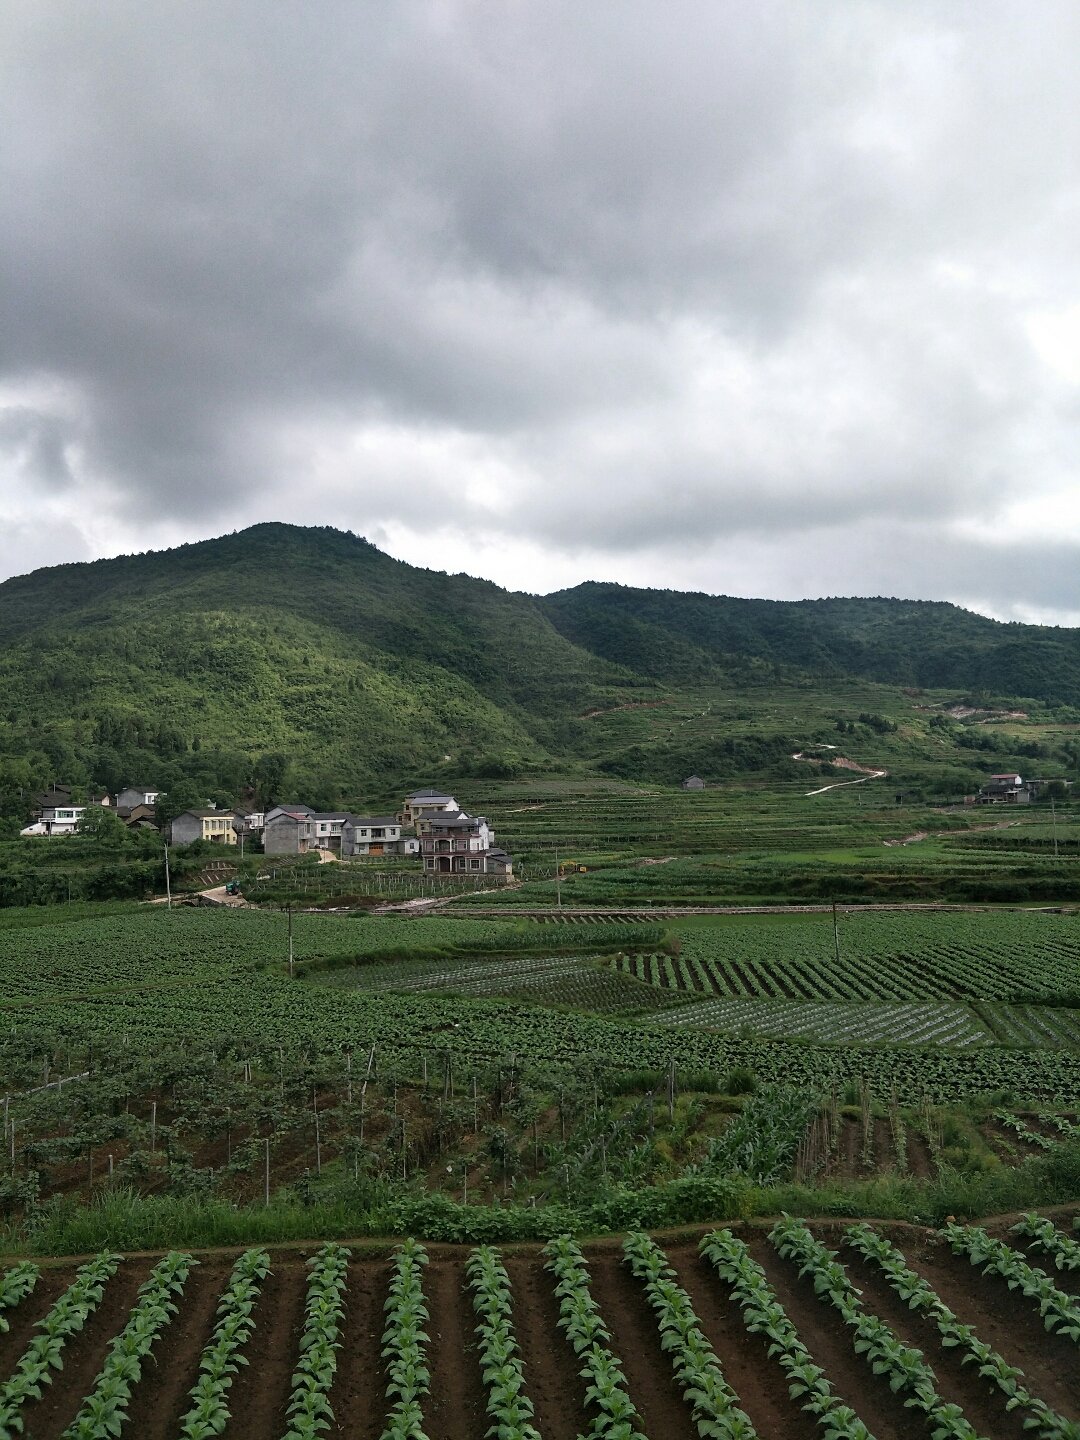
[0,522,1076,817]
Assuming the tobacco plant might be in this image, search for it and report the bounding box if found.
[178,1246,271,1439]
[0,1251,120,1432]
[941,1222,1080,1344]
[846,1224,1080,1440]
[769,1219,985,1440]
[380,1238,431,1440]
[623,1232,757,1439]
[543,1233,646,1440]
[282,1242,351,1440]
[700,1229,875,1440]
[0,1262,39,1330]
[1010,1213,1080,1272]
[465,1245,540,1440]
[63,1250,193,1440]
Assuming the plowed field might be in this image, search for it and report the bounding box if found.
[4,1218,1080,1439]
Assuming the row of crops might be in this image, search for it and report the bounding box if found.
[3,1215,1080,1436]
[11,959,1080,1102]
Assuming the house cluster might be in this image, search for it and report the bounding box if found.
[21,782,513,876]
[20,785,162,837]
[972,773,1070,805]
[259,788,513,876]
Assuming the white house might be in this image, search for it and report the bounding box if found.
[400,788,460,830]
[22,801,92,836]
[341,816,405,857]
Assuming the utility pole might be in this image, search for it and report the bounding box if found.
[1052,795,1059,861]
[287,903,294,976]
[163,841,172,909]
[832,901,842,968]
[554,845,562,910]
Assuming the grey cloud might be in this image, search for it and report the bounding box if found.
[2,1,1080,622]
[0,407,78,490]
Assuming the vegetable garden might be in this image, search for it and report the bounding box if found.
[2,1215,1080,1437]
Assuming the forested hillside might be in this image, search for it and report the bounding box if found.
[541,582,1080,702]
[0,522,1077,820]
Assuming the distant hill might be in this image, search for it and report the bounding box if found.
[0,523,1076,817]
[540,583,1080,703]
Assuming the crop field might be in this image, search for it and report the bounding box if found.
[650,996,992,1047]
[3,1216,1080,1438]
[6,902,1080,1235]
[317,948,688,1015]
[618,909,1080,1003]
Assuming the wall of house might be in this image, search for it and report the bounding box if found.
[169,814,204,846]
[263,819,305,855]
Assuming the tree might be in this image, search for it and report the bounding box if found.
[75,806,132,849]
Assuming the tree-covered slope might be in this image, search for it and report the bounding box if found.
[540,583,1080,704]
[0,525,646,811]
[0,523,1078,819]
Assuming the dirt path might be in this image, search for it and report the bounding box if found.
[804,769,887,796]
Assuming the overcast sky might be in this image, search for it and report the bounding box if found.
[3,3,1080,622]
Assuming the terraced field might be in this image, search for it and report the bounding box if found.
[4,1215,1080,1438]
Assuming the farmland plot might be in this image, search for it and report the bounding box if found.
[5,1219,1080,1439]
[650,996,992,1047]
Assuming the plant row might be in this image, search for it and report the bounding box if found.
[622,1231,757,1439]
[465,1245,540,1440]
[380,1238,431,1440]
[0,1261,39,1329]
[700,1229,874,1440]
[282,1242,351,1440]
[940,1222,1080,1344]
[844,1223,1079,1440]
[543,1233,646,1440]
[179,1246,271,1440]
[1010,1212,1080,1271]
[0,1250,120,1432]
[769,1219,984,1440]
[64,1249,193,1440]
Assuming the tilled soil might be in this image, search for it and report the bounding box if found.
[3,1223,1079,1438]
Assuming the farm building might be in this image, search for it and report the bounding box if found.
[420,813,511,874]
[976,773,1030,804]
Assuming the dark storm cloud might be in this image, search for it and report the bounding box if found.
[2,1,1080,617]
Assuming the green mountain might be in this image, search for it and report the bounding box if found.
[0,522,1077,819]
[0,525,651,814]
[540,583,1080,703]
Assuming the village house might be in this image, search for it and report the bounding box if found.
[262,805,320,855]
[341,816,406,857]
[399,788,460,830]
[169,810,240,846]
[976,773,1030,805]
[116,786,161,815]
[21,798,94,837]
[681,775,705,790]
[420,813,511,874]
[121,803,159,831]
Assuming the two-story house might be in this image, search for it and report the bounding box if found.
[341,816,406,857]
[976,773,1030,804]
[116,786,161,816]
[262,805,318,855]
[169,810,240,846]
[262,807,365,854]
[21,799,92,837]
